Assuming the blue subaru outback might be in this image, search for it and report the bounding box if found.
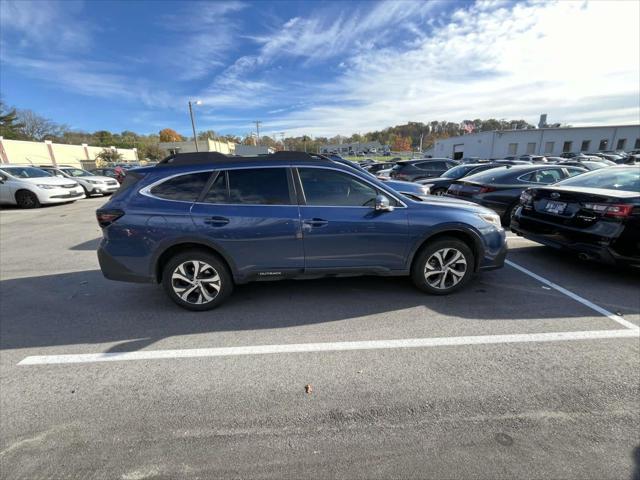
[97,152,507,310]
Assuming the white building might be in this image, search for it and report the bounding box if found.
[320,141,384,154]
[431,124,640,160]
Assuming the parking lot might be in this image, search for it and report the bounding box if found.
[1,198,639,479]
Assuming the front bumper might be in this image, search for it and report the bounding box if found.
[39,187,85,204]
[89,183,120,194]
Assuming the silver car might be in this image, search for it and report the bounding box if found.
[40,166,120,197]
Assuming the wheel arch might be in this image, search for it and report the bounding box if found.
[408,226,484,273]
[154,239,237,283]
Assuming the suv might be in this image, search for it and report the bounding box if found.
[40,166,120,196]
[97,152,507,310]
[390,159,459,182]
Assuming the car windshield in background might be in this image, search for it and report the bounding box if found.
[442,165,476,179]
[1,167,52,178]
[62,168,93,177]
[555,167,640,192]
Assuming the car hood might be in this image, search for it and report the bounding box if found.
[415,194,487,210]
[383,179,426,193]
[11,176,79,186]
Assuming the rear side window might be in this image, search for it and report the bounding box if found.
[520,169,564,184]
[150,172,211,202]
[202,168,292,205]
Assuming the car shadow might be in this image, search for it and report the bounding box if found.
[69,238,101,251]
[0,263,611,352]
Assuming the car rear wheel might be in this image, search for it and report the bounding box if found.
[411,237,474,295]
[162,251,233,311]
[15,190,40,209]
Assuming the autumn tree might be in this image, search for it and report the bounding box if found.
[95,148,123,164]
[159,128,183,142]
[392,135,412,151]
[0,101,25,139]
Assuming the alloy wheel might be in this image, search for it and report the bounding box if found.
[423,247,467,290]
[171,260,221,305]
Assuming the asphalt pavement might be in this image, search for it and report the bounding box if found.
[1,198,639,479]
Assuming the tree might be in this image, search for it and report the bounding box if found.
[197,130,217,140]
[159,128,183,142]
[95,148,123,165]
[392,135,412,151]
[0,101,25,140]
[138,143,164,161]
[16,109,65,141]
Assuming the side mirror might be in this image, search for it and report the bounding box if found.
[375,194,394,212]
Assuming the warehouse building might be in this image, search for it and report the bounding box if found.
[431,124,640,159]
[320,140,385,155]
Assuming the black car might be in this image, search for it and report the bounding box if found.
[555,160,612,171]
[511,166,640,266]
[417,163,503,196]
[366,162,396,174]
[390,159,459,182]
[446,164,587,225]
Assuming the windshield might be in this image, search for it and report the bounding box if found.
[0,167,52,178]
[442,165,475,179]
[61,168,93,177]
[555,167,640,192]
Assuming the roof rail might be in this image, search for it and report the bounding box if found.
[156,150,332,167]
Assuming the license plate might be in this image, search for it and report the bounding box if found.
[545,200,566,214]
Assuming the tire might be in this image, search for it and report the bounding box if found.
[82,186,91,198]
[161,250,233,311]
[501,203,517,227]
[411,237,475,295]
[15,190,40,209]
[431,188,447,196]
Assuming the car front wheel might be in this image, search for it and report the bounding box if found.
[411,237,474,295]
[162,251,233,311]
[15,190,41,209]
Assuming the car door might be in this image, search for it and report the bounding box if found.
[296,167,409,271]
[0,171,13,203]
[190,167,304,279]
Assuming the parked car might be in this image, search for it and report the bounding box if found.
[390,159,459,182]
[446,164,588,225]
[418,163,504,196]
[0,165,84,208]
[376,168,393,179]
[556,160,612,170]
[366,162,396,174]
[96,151,507,310]
[39,166,120,196]
[90,167,126,184]
[519,155,548,163]
[585,152,625,163]
[494,159,530,165]
[511,166,640,266]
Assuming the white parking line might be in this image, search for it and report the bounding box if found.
[17,329,640,365]
[506,259,639,331]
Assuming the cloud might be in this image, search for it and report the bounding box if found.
[264,0,640,136]
[0,0,91,52]
[160,1,247,80]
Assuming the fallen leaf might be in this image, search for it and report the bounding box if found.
[304,384,313,394]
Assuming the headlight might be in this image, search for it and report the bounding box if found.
[420,186,431,195]
[477,212,502,228]
[87,180,102,185]
[36,184,57,189]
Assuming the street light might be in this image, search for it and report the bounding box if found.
[188,100,202,152]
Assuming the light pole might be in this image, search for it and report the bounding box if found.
[188,100,202,152]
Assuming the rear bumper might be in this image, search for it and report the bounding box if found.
[511,208,640,266]
[97,240,155,283]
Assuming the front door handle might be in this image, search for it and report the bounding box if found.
[203,216,230,227]
[303,218,329,228]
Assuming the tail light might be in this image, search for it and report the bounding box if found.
[478,185,496,194]
[520,190,534,208]
[96,209,124,227]
[582,203,634,218]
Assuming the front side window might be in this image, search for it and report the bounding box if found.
[202,168,292,205]
[299,168,378,207]
[150,172,211,202]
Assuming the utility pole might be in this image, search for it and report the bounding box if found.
[188,100,201,152]
[280,132,286,151]
[419,132,424,153]
[254,121,262,147]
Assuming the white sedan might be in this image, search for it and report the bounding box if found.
[0,165,85,208]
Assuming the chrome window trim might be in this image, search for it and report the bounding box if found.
[141,164,408,208]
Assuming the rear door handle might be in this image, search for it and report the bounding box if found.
[303,218,329,228]
[203,216,230,227]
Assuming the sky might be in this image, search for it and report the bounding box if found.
[1,0,639,139]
